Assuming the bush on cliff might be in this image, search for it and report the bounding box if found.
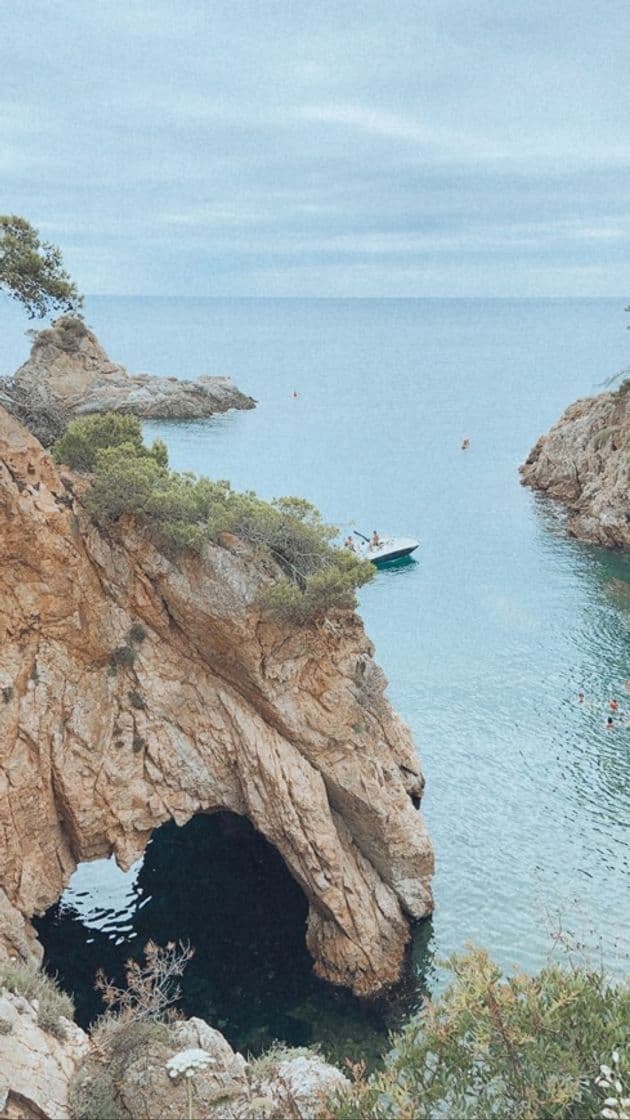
[52,413,373,621]
[332,946,629,1120]
[52,413,167,473]
[0,960,75,1040]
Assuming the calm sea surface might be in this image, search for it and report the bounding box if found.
[4,298,628,1058]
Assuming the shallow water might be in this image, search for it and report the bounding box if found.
[10,297,627,1055]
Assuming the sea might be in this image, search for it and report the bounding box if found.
[2,296,628,1062]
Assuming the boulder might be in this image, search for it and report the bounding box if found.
[1,316,254,442]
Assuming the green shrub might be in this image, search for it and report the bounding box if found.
[52,412,167,473]
[127,623,147,645]
[55,413,374,623]
[259,555,373,623]
[127,689,145,711]
[68,1066,125,1120]
[1,686,13,704]
[0,1018,12,1035]
[331,947,629,1120]
[0,961,74,1040]
[109,645,136,670]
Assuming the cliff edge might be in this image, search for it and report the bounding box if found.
[0,404,433,998]
[520,382,629,549]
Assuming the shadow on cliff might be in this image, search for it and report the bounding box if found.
[34,812,435,1066]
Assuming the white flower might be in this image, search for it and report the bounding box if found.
[601,1066,613,1079]
[601,1109,618,1119]
[165,1047,215,1080]
[612,1052,620,1066]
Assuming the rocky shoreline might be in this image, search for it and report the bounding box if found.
[0,983,347,1119]
[0,326,433,1117]
[520,380,629,550]
[0,316,255,446]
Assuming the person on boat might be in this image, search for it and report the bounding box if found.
[461,437,470,450]
[370,530,381,547]
[577,691,585,704]
[345,535,355,551]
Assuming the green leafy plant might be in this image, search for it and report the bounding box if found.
[52,413,166,474]
[0,215,83,319]
[52,413,374,623]
[331,947,629,1120]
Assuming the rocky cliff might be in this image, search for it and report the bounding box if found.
[0,985,346,1119]
[520,382,629,549]
[0,404,433,999]
[1,316,254,444]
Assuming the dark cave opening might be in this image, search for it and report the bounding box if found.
[34,811,427,1062]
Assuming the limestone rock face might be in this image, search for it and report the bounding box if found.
[250,1051,349,1119]
[0,405,433,996]
[3,316,254,438]
[0,990,88,1120]
[520,384,629,549]
[0,1000,348,1120]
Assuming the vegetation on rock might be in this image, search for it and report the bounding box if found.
[0,215,83,319]
[52,413,373,621]
[0,960,74,1040]
[331,946,629,1120]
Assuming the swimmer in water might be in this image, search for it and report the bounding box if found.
[606,716,615,730]
[610,698,619,712]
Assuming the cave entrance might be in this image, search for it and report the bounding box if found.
[34,812,396,1059]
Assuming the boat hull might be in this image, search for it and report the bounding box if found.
[371,543,418,565]
[354,536,420,565]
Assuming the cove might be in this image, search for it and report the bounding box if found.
[35,812,433,1064]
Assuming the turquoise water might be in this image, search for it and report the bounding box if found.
[7,297,627,1051]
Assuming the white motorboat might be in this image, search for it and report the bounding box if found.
[351,531,419,565]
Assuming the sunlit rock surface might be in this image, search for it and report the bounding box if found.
[0,405,433,997]
[2,316,254,438]
[520,383,629,549]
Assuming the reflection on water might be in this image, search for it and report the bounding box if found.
[35,814,433,1064]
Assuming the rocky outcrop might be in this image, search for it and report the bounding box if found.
[1,316,254,443]
[0,405,433,998]
[0,989,88,1119]
[520,382,629,549]
[0,993,347,1120]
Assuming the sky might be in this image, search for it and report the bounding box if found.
[2,0,629,297]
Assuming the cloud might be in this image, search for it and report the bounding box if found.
[1,0,629,295]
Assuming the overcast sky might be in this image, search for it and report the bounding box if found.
[2,0,629,296]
